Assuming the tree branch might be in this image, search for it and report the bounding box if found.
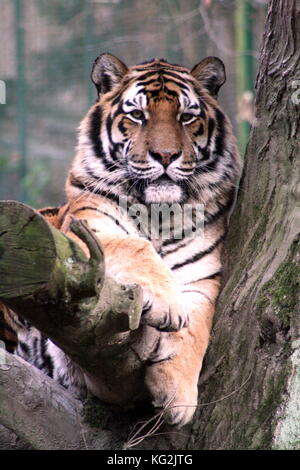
[0,201,154,408]
[0,352,114,450]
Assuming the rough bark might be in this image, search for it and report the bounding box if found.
[189,0,300,450]
[0,352,112,450]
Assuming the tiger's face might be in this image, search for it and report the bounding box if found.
[71,54,239,206]
[104,71,207,204]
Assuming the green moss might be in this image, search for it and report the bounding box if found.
[248,363,292,450]
[256,236,300,327]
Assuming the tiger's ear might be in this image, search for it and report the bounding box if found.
[91,53,128,95]
[191,57,226,98]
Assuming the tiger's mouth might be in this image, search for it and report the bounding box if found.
[128,173,189,204]
[150,174,175,184]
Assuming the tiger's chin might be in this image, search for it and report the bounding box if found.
[144,183,184,204]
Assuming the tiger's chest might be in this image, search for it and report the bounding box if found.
[65,196,223,287]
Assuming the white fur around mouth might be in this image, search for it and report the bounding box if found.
[144,182,183,204]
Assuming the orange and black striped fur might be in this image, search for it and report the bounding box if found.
[3,54,241,427]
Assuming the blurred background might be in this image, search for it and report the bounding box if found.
[0,0,267,208]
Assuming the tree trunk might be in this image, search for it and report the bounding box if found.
[189,0,300,450]
[0,0,299,451]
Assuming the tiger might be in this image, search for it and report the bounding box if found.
[1,54,241,427]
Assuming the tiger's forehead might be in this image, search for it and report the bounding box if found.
[121,66,200,112]
[130,58,190,74]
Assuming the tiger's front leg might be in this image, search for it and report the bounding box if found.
[101,235,191,332]
[145,279,220,427]
[67,222,218,426]
[66,229,189,333]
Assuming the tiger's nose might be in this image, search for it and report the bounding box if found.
[150,150,180,168]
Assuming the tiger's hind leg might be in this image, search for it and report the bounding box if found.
[145,300,214,427]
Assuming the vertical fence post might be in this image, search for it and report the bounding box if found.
[234,0,254,156]
[14,0,27,202]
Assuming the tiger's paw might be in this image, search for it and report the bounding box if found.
[145,364,198,428]
[141,290,189,332]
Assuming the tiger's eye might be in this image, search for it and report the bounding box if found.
[130,110,144,120]
[181,113,194,123]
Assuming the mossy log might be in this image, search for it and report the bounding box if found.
[0,201,157,407]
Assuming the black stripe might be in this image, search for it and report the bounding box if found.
[136,77,160,88]
[198,97,208,111]
[162,70,193,81]
[101,72,113,94]
[204,192,235,225]
[134,70,159,80]
[207,172,232,188]
[162,238,192,257]
[106,114,113,145]
[177,167,195,173]
[124,99,134,107]
[196,155,219,173]
[84,150,119,173]
[84,163,121,182]
[112,92,123,107]
[163,75,192,90]
[118,118,128,136]
[32,337,39,358]
[113,102,125,119]
[171,235,224,270]
[70,175,88,191]
[181,289,213,305]
[146,87,179,99]
[186,271,222,284]
[162,236,183,248]
[91,189,120,204]
[70,175,121,204]
[4,339,17,345]
[3,340,16,352]
[41,337,53,378]
[39,207,60,217]
[136,71,191,90]
[199,146,211,161]
[206,118,215,148]
[214,108,226,156]
[19,340,29,355]
[89,106,104,159]
[187,103,200,110]
[194,122,204,137]
[72,206,129,234]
